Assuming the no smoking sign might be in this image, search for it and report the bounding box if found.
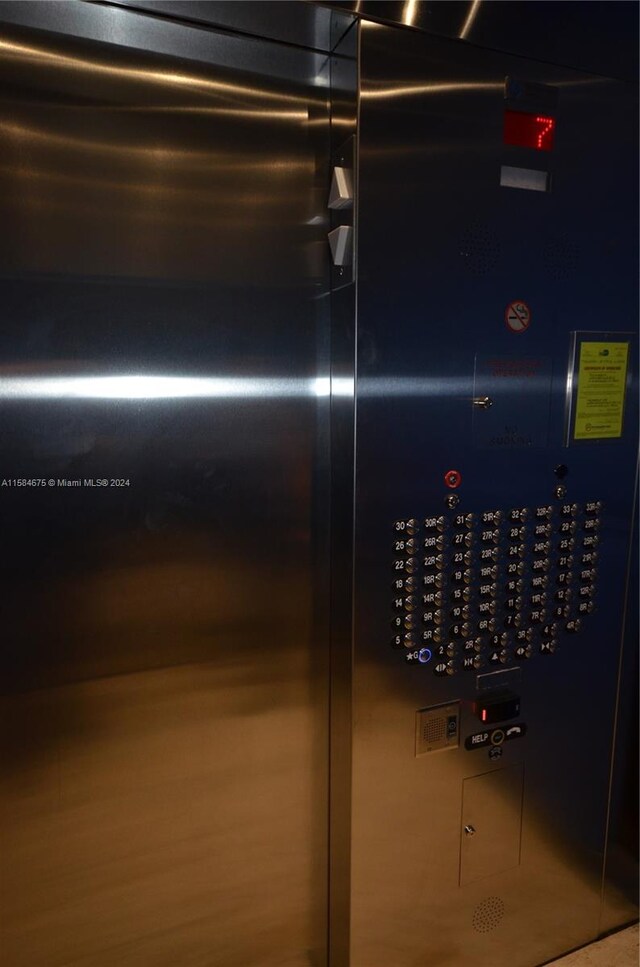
[505,300,531,333]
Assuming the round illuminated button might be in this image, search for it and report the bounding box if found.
[444,470,462,489]
[418,648,432,664]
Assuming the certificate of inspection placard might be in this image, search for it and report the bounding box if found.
[574,341,629,440]
[565,334,633,445]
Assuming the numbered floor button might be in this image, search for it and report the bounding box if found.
[556,571,573,586]
[391,633,416,650]
[560,503,578,518]
[534,523,552,537]
[423,590,444,607]
[565,618,582,634]
[392,614,419,631]
[578,600,595,615]
[532,558,551,574]
[481,528,500,544]
[584,500,603,515]
[507,544,526,560]
[477,617,496,634]
[463,637,483,654]
[557,537,575,552]
[558,521,577,536]
[393,595,418,612]
[508,525,526,542]
[478,600,497,616]
[393,574,418,593]
[423,553,445,571]
[395,518,420,535]
[582,534,599,549]
[479,565,499,581]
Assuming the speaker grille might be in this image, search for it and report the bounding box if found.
[459,223,501,276]
[424,718,445,743]
[472,896,505,933]
[543,232,579,279]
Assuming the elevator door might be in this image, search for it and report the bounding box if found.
[0,7,330,966]
[348,22,638,967]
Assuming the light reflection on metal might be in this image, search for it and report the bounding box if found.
[361,80,502,100]
[0,374,356,400]
[0,36,312,104]
[0,119,311,172]
[459,0,482,39]
[0,162,300,209]
[403,0,418,27]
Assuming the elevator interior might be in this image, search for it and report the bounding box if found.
[0,3,637,967]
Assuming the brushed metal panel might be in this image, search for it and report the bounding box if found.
[460,765,524,886]
[0,9,331,966]
[349,21,638,967]
[329,1,639,82]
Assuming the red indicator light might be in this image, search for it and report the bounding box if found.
[482,710,487,722]
[504,110,556,151]
[444,469,462,489]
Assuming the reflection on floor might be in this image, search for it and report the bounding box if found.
[546,924,638,966]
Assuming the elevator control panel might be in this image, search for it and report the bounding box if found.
[391,501,601,676]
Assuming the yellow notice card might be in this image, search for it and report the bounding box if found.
[574,341,629,440]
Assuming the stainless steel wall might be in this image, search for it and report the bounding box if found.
[343,18,638,967]
[0,5,332,965]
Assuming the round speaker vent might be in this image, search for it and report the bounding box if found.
[543,233,579,279]
[459,223,501,276]
[472,896,505,933]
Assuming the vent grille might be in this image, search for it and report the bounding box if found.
[472,896,505,933]
[459,223,501,276]
[543,233,579,279]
